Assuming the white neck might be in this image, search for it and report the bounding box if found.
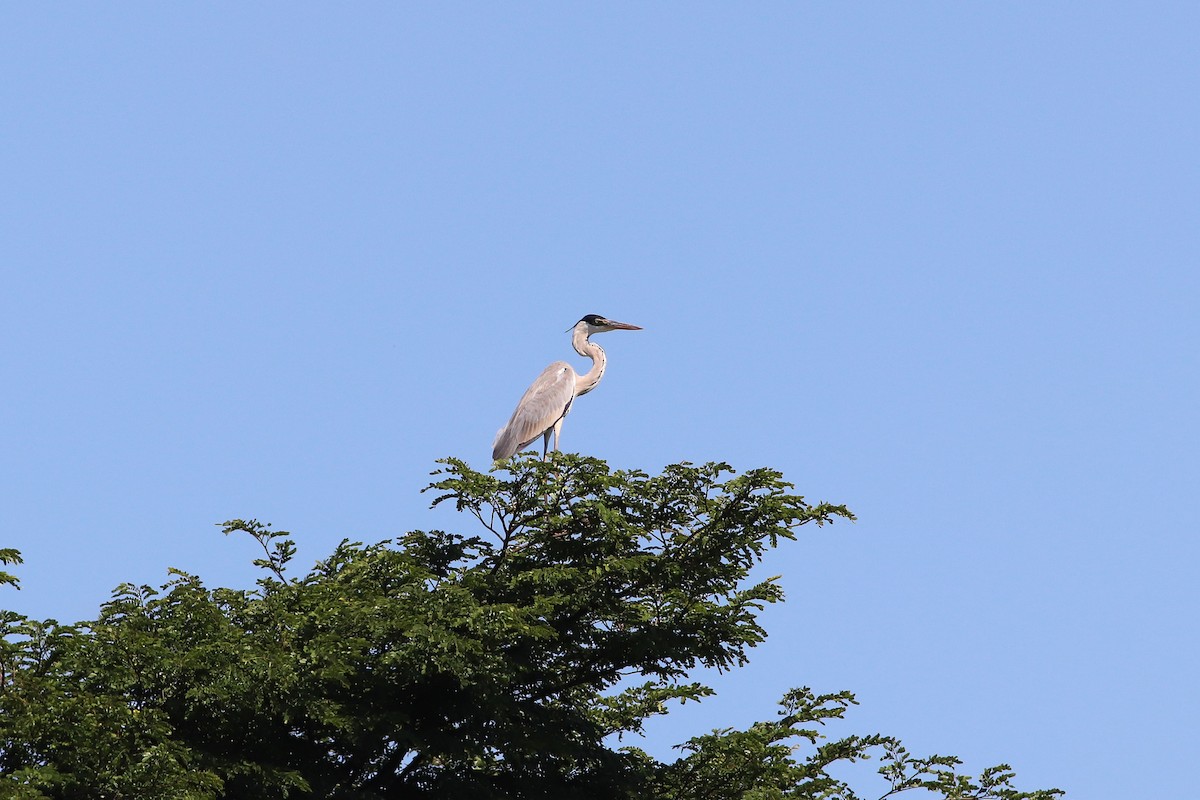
[572,324,606,396]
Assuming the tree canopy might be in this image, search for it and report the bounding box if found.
[0,456,1062,799]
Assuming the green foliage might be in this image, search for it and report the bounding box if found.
[0,549,22,593]
[0,456,1060,799]
[657,688,1061,800]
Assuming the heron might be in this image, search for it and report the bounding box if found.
[492,314,642,461]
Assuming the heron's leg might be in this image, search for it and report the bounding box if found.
[542,429,553,460]
[551,418,564,454]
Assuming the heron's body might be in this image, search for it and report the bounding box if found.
[492,315,640,461]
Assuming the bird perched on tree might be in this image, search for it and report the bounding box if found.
[492,314,642,460]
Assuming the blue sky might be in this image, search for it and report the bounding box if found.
[3,4,1197,796]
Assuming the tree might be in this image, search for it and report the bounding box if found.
[0,456,1062,799]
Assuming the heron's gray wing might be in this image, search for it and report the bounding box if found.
[492,361,576,460]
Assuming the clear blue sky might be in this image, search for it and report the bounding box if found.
[3,4,1196,797]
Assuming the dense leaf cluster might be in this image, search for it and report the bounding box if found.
[0,456,1061,799]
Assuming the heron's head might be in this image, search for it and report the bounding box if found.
[574,314,643,336]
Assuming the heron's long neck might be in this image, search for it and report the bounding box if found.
[572,326,607,396]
